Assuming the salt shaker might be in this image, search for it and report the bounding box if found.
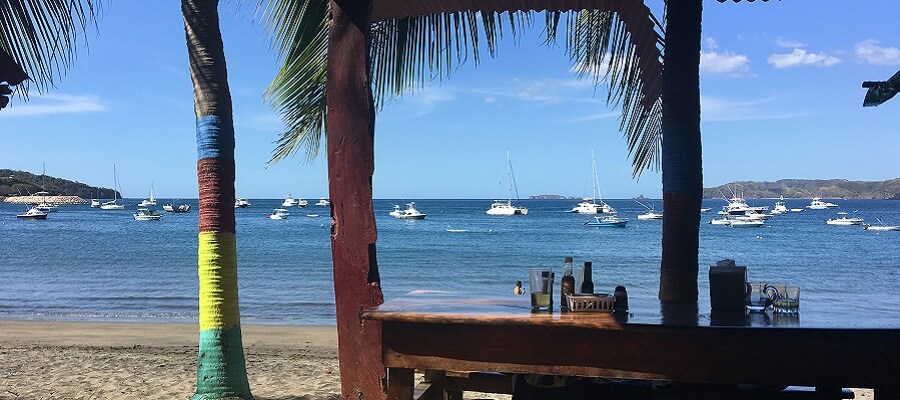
[613,285,629,313]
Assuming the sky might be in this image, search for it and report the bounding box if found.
[2,1,899,200]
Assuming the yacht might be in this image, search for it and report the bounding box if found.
[717,196,768,216]
[635,200,662,220]
[268,208,290,219]
[316,197,331,207]
[297,198,309,207]
[807,197,838,210]
[90,198,101,208]
[33,192,58,212]
[133,208,163,221]
[771,198,789,215]
[584,215,628,228]
[486,200,528,216]
[571,151,615,214]
[389,204,403,218]
[391,202,427,220]
[16,207,48,220]
[282,194,298,207]
[825,212,864,226]
[100,200,125,210]
[234,198,251,208]
[728,220,765,228]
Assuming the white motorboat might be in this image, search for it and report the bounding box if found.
[234,198,251,208]
[584,215,628,228]
[728,219,765,227]
[133,208,163,221]
[163,203,191,213]
[90,198,101,208]
[864,218,900,231]
[101,165,125,210]
[635,200,662,220]
[268,208,290,219]
[571,151,616,214]
[825,212,864,226]
[486,149,528,216]
[282,194,298,207]
[790,208,805,213]
[389,204,403,218]
[700,208,712,212]
[709,218,734,225]
[392,202,427,219]
[17,206,48,220]
[35,202,58,212]
[316,197,331,207]
[771,198,789,215]
[717,196,768,216]
[807,197,838,209]
[297,198,309,207]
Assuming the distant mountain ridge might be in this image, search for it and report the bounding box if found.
[0,169,118,200]
[704,178,900,200]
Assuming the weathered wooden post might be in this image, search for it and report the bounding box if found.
[327,1,386,399]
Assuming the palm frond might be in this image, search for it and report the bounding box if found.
[546,5,664,178]
[0,0,100,95]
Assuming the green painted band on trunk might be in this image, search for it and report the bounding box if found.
[193,325,252,400]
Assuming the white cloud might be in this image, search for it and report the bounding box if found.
[767,49,841,68]
[776,38,804,48]
[700,51,750,74]
[382,86,456,117]
[484,95,498,104]
[0,93,107,117]
[705,37,719,50]
[701,95,811,122]
[564,111,618,124]
[854,39,900,66]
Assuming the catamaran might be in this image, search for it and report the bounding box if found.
[486,149,528,216]
[571,151,616,214]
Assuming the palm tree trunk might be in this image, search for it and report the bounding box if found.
[327,1,386,399]
[182,0,252,398]
[659,1,703,305]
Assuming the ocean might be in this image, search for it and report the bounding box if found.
[1,198,898,326]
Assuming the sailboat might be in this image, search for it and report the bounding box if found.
[138,183,157,207]
[486,149,528,216]
[100,165,125,210]
[570,151,616,214]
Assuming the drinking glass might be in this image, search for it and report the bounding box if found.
[528,268,554,312]
[745,282,776,312]
[773,285,800,314]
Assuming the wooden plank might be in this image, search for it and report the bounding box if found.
[327,1,385,400]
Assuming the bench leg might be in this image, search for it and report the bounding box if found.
[388,367,415,400]
[420,370,447,400]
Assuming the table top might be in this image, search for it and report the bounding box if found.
[362,290,900,330]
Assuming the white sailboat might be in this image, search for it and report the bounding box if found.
[486,149,528,216]
[100,165,125,210]
[571,151,616,214]
[138,183,157,207]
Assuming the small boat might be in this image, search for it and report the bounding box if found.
[790,208,805,213]
[728,220,764,228]
[17,207,48,220]
[486,150,528,216]
[282,194,298,207]
[571,151,616,215]
[35,202,58,213]
[864,218,900,231]
[709,218,734,225]
[392,202,427,219]
[90,198,101,208]
[825,212,864,226]
[806,197,838,210]
[771,197,789,215]
[306,213,320,218]
[138,185,157,207]
[446,229,468,233]
[268,208,290,219]
[700,207,712,212]
[297,198,309,208]
[316,197,331,207]
[163,203,191,213]
[389,204,403,218]
[234,198,251,208]
[584,215,628,228]
[100,200,125,210]
[635,200,662,220]
[133,208,163,221]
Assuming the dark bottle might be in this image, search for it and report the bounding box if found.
[581,261,594,294]
[560,258,575,312]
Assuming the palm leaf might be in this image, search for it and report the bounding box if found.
[0,0,100,96]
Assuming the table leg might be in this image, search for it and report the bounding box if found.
[421,370,447,400]
[388,367,415,400]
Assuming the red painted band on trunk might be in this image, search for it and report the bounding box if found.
[197,158,236,234]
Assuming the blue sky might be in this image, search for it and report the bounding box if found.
[2,1,898,199]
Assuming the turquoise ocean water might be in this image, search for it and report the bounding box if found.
[1,198,897,325]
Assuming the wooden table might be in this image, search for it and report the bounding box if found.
[361,290,900,400]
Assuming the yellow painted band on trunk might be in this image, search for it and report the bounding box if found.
[198,231,240,331]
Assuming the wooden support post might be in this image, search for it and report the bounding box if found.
[327,1,385,399]
[388,368,415,400]
[420,370,446,400]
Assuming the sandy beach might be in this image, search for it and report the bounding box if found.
[0,320,875,399]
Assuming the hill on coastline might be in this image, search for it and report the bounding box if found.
[704,178,900,200]
[0,169,118,200]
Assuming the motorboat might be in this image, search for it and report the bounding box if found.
[268,208,290,219]
[571,151,616,214]
[297,198,309,207]
[234,198,251,208]
[864,218,900,231]
[700,207,712,212]
[717,196,768,216]
[90,198,101,208]
[133,208,163,221]
[771,198,789,215]
[635,199,662,220]
[316,197,331,207]
[728,219,764,228]
[16,207,48,220]
[389,204,403,218]
[709,218,734,225]
[584,215,628,228]
[282,194,298,207]
[807,197,838,210]
[825,212,863,226]
[486,149,527,216]
[486,200,528,216]
[35,202,58,212]
[790,208,805,213]
[392,202,427,219]
[163,203,191,213]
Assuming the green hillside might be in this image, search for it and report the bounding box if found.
[0,169,119,199]
[703,178,900,200]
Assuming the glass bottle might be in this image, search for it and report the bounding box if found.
[560,257,575,312]
[581,261,594,294]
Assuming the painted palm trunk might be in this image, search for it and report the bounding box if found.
[659,0,703,304]
[182,0,251,398]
